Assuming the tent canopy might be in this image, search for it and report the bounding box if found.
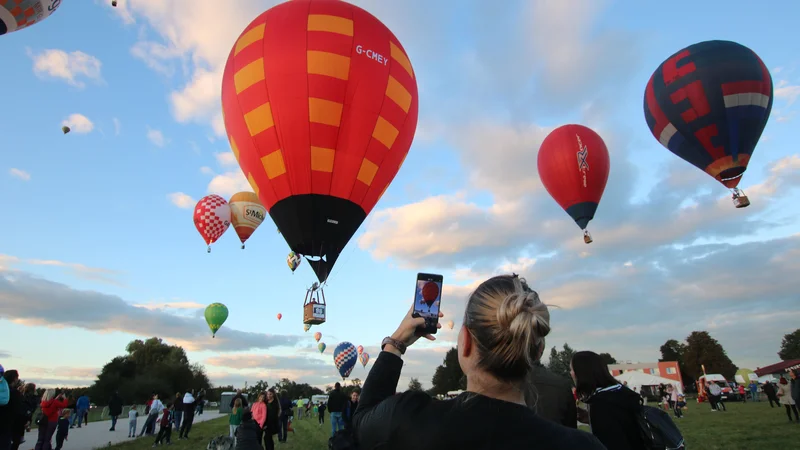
[614,371,683,394]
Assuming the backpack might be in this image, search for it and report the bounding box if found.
[329,429,358,450]
[635,402,685,450]
[0,377,9,406]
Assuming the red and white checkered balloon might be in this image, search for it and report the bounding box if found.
[193,195,232,249]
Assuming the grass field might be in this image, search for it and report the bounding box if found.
[108,413,331,449]
[106,400,799,449]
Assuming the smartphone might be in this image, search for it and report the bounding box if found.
[411,273,443,335]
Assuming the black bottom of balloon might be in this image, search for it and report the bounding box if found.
[0,22,7,35]
[565,202,598,230]
[270,194,366,282]
[718,167,745,182]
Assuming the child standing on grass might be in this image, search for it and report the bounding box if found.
[128,404,139,438]
[153,404,173,446]
[54,409,70,450]
[674,395,686,419]
[230,398,243,441]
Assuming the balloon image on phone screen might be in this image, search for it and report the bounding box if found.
[412,273,443,335]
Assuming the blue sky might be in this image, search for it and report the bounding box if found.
[1,0,799,390]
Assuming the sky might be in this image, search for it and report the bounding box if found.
[1,0,799,391]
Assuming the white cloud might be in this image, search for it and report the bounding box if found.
[214,152,237,167]
[775,80,800,106]
[146,127,167,147]
[0,254,123,286]
[112,118,121,136]
[62,114,94,134]
[28,49,103,88]
[167,192,196,209]
[8,168,30,181]
[207,171,251,197]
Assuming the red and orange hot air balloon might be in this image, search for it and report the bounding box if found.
[421,281,439,310]
[221,0,419,284]
[276,313,282,321]
[538,124,610,244]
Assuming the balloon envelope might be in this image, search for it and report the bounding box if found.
[333,342,358,379]
[447,320,454,330]
[318,342,326,353]
[1,0,62,36]
[287,251,302,272]
[193,195,232,246]
[644,40,772,189]
[537,124,610,230]
[204,303,229,337]
[304,324,311,332]
[229,191,266,246]
[314,332,322,342]
[357,345,364,355]
[276,313,282,321]
[61,126,70,134]
[360,352,370,368]
[221,0,419,283]
[421,281,439,306]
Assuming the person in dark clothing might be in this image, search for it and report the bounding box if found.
[14,383,39,450]
[153,404,173,446]
[108,391,123,431]
[195,390,206,415]
[353,274,604,450]
[572,350,645,450]
[277,390,292,443]
[54,410,70,450]
[318,402,326,424]
[343,391,359,430]
[235,410,263,450]
[790,371,800,408]
[179,391,197,440]
[263,389,281,450]
[172,393,183,431]
[525,361,577,428]
[230,390,249,409]
[327,382,347,436]
[0,369,25,450]
[763,382,781,408]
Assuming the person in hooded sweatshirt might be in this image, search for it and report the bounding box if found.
[572,350,645,450]
[178,390,196,440]
[235,409,263,450]
[108,391,123,432]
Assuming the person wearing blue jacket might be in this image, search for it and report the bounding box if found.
[71,395,90,428]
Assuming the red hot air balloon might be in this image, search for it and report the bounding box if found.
[276,313,282,321]
[421,281,440,308]
[538,125,610,244]
[221,0,418,284]
[193,195,232,252]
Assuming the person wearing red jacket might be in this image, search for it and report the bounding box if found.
[34,390,68,450]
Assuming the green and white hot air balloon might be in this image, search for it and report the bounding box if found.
[205,303,229,338]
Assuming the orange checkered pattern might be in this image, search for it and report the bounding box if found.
[220,0,419,215]
[1,0,46,31]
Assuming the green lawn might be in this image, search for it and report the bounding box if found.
[108,414,330,449]
[107,400,800,449]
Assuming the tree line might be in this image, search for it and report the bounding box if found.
[427,328,800,394]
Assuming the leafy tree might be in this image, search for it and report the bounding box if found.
[547,343,576,379]
[350,378,362,389]
[430,348,465,395]
[682,331,737,379]
[87,337,210,404]
[659,339,695,389]
[244,380,271,400]
[778,329,800,360]
[272,378,323,400]
[408,378,423,391]
[598,353,617,365]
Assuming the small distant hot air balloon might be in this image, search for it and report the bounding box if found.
[204,303,229,338]
[304,324,311,332]
[333,342,357,380]
[644,40,773,208]
[1,0,62,37]
[318,342,326,354]
[193,195,232,252]
[538,124,610,244]
[360,352,370,368]
[112,0,118,7]
[61,126,70,134]
[229,192,266,249]
[357,345,364,355]
[314,332,322,342]
[447,320,454,330]
[421,281,440,310]
[276,313,282,321]
[287,252,302,273]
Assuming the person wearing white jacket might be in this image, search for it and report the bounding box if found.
[139,394,163,437]
[179,391,197,440]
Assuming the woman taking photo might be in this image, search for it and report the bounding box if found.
[353,274,603,449]
[571,350,644,449]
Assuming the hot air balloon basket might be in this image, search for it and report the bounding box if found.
[733,195,750,208]
[583,231,593,244]
[303,289,326,325]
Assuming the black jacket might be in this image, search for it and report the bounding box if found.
[327,389,347,413]
[0,388,25,431]
[230,393,249,409]
[235,420,263,450]
[108,394,123,416]
[586,384,645,450]
[265,400,280,435]
[525,363,577,428]
[353,351,604,450]
[763,382,777,398]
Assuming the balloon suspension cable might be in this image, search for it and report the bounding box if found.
[207,246,211,253]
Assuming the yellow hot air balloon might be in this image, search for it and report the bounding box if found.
[314,332,322,342]
[229,192,266,249]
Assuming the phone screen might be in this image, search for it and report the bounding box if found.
[413,273,443,333]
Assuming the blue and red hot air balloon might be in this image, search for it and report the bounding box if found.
[538,124,610,244]
[333,341,357,380]
[644,40,773,208]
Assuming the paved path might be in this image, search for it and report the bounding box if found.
[20,412,226,450]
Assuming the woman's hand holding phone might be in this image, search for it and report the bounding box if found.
[390,304,444,350]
